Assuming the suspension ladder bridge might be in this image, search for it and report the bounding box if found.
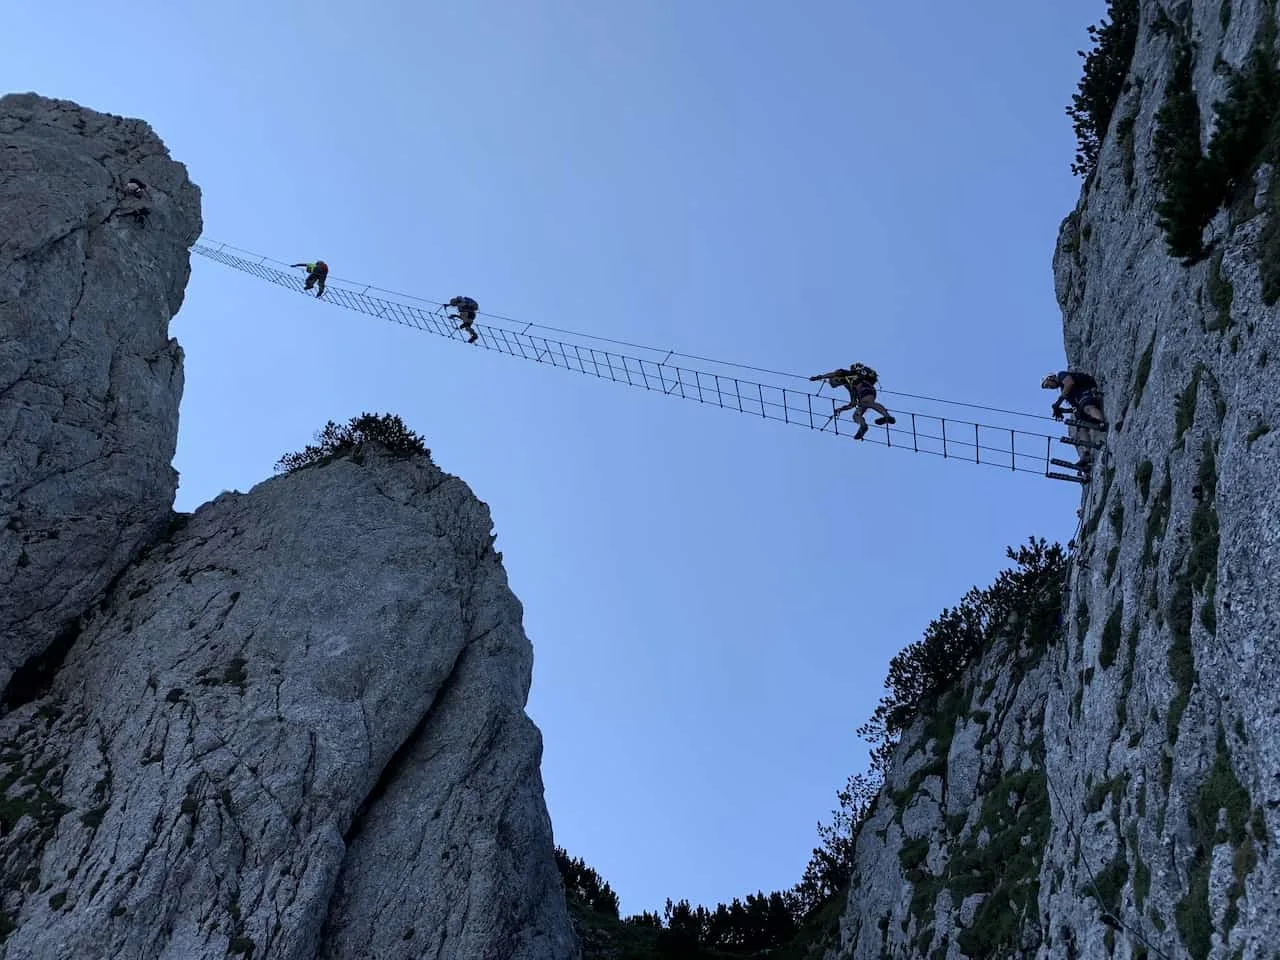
[193,242,1099,484]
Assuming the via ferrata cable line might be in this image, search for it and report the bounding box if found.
[192,241,1090,482]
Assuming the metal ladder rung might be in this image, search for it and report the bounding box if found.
[1047,471,1089,484]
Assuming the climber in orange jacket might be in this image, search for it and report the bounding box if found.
[291,260,329,298]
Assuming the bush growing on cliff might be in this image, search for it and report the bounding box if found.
[856,538,1066,765]
[1152,12,1280,261]
[791,771,881,914]
[1205,19,1280,195]
[275,412,430,473]
[1153,42,1215,260]
[1067,0,1140,177]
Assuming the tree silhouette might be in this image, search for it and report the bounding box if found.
[1066,0,1140,176]
[792,771,881,914]
[275,412,430,473]
[1152,42,1213,260]
[554,847,620,918]
[857,538,1065,762]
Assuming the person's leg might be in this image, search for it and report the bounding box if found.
[869,402,895,424]
[1066,420,1095,471]
[861,390,896,425]
[852,403,870,439]
[1073,391,1105,426]
[304,275,315,290]
[831,388,857,422]
[316,274,326,297]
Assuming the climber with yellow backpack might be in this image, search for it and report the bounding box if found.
[809,362,896,440]
[291,260,329,298]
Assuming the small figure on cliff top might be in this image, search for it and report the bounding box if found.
[123,178,149,199]
[291,260,328,298]
[809,362,896,440]
[446,296,480,343]
[1042,371,1106,428]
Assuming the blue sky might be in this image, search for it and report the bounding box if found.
[5,0,1103,915]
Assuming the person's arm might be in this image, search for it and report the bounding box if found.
[809,369,841,381]
[1050,375,1075,417]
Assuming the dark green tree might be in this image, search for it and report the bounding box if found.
[792,771,881,913]
[1153,43,1214,260]
[554,847,621,918]
[1204,13,1280,196]
[623,910,662,928]
[275,412,430,473]
[856,538,1065,758]
[1066,0,1140,176]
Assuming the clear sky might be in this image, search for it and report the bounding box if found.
[5,0,1103,916]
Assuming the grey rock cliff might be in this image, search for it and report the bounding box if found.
[0,94,576,959]
[0,92,202,692]
[828,0,1280,957]
[0,449,578,960]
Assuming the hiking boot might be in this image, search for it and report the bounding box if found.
[874,415,896,426]
[854,423,869,440]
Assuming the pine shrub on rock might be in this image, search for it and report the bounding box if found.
[275,412,430,473]
[1067,0,1140,177]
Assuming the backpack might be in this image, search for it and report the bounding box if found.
[1065,371,1096,392]
[848,363,878,386]
[454,296,478,310]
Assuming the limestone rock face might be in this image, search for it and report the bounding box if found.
[0,92,202,692]
[0,450,579,960]
[0,93,576,960]
[828,0,1280,956]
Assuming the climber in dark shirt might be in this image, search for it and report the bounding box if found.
[291,260,329,298]
[446,296,480,343]
[810,362,896,440]
[1042,371,1106,427]
[1043,370,1106,474]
